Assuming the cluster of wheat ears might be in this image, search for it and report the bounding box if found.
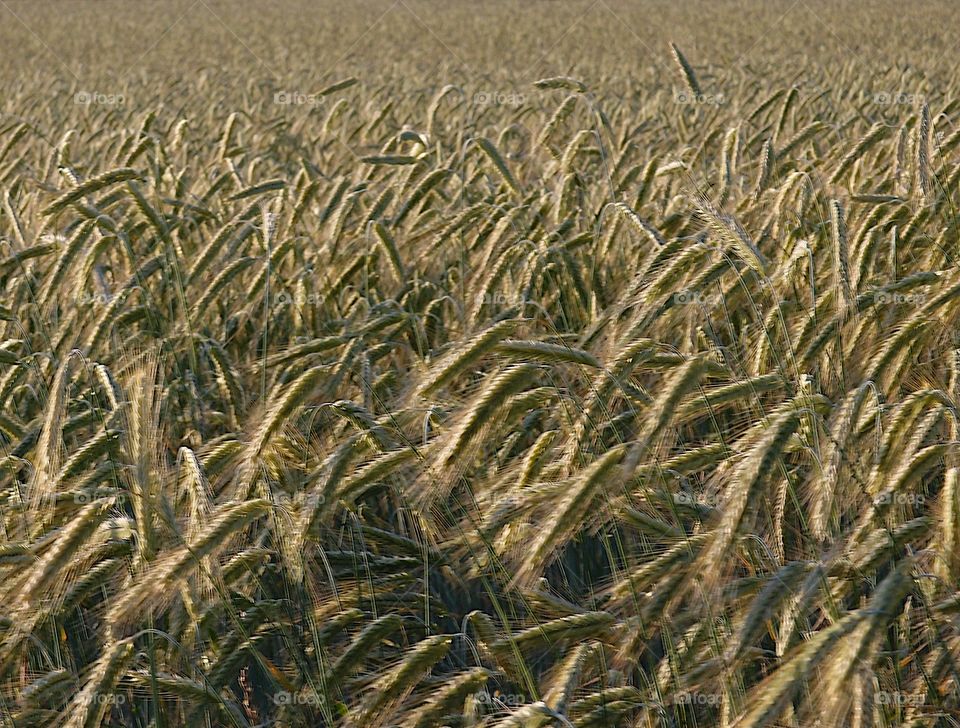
[4,1,960,726]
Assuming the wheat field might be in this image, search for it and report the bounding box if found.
[2,1,960,726]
